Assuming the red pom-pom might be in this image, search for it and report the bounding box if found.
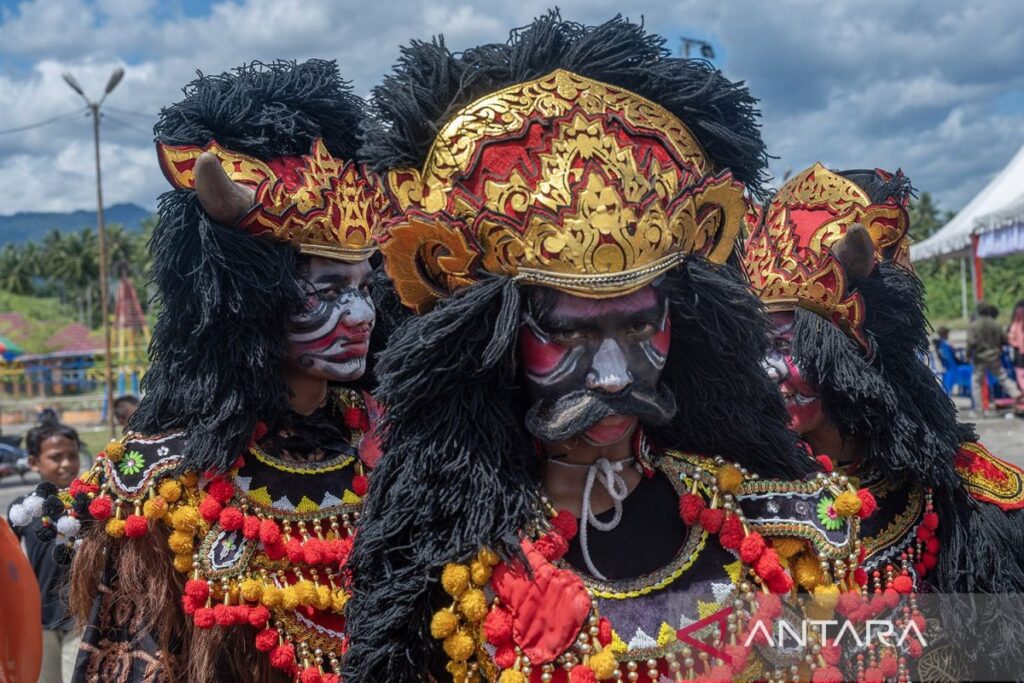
[923,512,939,530]
[569,664,597,683]
[926,536,940,554]
[264,539,287,560]
[493,643,516,668]
[765,570,794,594]
[922,551,937,570]
[913,561,927,577]
[88,496,113,521]
[718,514,744,550]
[285,537,304,563]
[242,515,260,540]
[856,488,877,519]
[756,593,783,620]
[213,603,234,626]
[597,617,613,647]
[269,643,296,671]
[820,641,841,666]
[739,532,767,564]
[259,518,281,545]
[698,507,725,533]
[124,514,148,538]
[836,591,863,616]
[483,607,514,645]
[743,617,772,645]
[185,579,210,601]
[815,455,834,472]
[193,607,216,629]
[248,605,270,629]
[219,506,244,531]
[254,628,279,652]
[551,509,578,539]
[879,655,898,677]
[198,496,223,523]
[207,477,235,504]
[69,478,99,497]
[534,532,569,561]
[304,537,326,565]
[864,668,885,683]
[907,638,924,658]
[252,421,268,443]
[723,644,750,673]
[679,493,705,525]
[351,474,369,497]
[854,567,868,586]
[299,667,323,683]
[705,665,734,683]
[322,675,340,683]
[916,524,933,542]
[343,407,370,432]
[334,537,354,566]
[811,666,843,683]
[883,587,900,608]
[181,594,201,615]
[892,575,913,594]
[754,548,783,579]
[912,612,927,633]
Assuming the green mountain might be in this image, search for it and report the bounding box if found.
[0,203,152,243]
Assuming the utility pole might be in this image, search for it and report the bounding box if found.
[63,68,124,437]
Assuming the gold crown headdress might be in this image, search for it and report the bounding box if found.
[742,163,911,347]
[157,138,386,262]
[378,70,752,313]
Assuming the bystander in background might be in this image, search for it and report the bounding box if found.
[112,394,140,428]
[968,301,1023,414]
[1008,300,1024,390]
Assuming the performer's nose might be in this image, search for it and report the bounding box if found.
[343,294,375,330]
[586,339,633,394]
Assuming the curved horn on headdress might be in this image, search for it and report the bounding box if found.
[832,223,876,282]
[193,151,256,226]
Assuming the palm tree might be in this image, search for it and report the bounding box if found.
[0,243,35,294]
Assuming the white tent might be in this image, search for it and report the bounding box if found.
[911,143,1024,261]
[976,193,1024,258]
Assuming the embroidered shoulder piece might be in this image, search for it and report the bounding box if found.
[954,441,1024,511]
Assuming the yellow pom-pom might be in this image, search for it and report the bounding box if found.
[833,490,862,518]
[167,530,194,555]
[172,554,193,573]
[499,671,526,683]
[105,518,126,538]
[446,662,469,681]
[171,506,199,532]
[794,553,825,590]
[470,559,492,587]
[772,537,805,559]
[331,590,349,614]
[588,648,618,679]
[477,547,500,567]
[715,464,745,494]
[294,580,317,606]
[142,498,168,520]
[105,440,125,462]
[261,585,282,608]
[441,563,471,597]
[157,480,182,503]
[316,585,332,610]
[459,588,488,623]
[442,630,476,662]
[430,609,460,639]
[812,583,840,611]
[281,586,300,610]
[239,578,262,602]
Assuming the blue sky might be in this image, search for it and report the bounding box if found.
[0,0,1022,217]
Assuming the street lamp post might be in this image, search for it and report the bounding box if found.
[63,68,124,437]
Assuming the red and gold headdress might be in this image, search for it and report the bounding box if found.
[379,70,752,313]
[157,139,387,262]
[742,163,911,347]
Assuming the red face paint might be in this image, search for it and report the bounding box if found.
[767,311,825,435]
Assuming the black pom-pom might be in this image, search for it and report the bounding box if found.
[72,494,90,517]
[53,544,74,566]
[35,481,58,498]
[42,495,65,519]
[35,523,57,543]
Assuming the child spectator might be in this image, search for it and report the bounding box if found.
[6,414,82,683]
[112,394,140,428]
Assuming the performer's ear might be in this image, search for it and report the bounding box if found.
[193,151,256,226]
[833,223,876,282]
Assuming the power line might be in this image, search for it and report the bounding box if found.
[103,114,152,136]
[105,105,155,121]
[0,107,89,136]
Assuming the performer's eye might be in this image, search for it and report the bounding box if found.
[318,287,342,301]
[552,329,587,344]
[628,321,655,337]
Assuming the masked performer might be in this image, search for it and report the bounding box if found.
[743,163,1024,679]
[345,15,871,683]
[9,59,386,683]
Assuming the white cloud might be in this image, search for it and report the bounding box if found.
[0,0,1021,217]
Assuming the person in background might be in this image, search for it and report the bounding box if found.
[112,394,140,428]
[934,325,965,363]
[1008,299,1024,390]
[6,414,82,683]
[968,301,1022,411]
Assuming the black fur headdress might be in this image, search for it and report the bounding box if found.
[130,60,368,473]
[344,13,810,681]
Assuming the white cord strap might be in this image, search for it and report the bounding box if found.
[578,457,630,580]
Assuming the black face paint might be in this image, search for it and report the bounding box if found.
[518,286,676,445]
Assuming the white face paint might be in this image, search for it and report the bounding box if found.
[287,256,375,383]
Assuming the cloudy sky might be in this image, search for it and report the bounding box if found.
[0,0,1022,217]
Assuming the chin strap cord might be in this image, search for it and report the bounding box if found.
[578,457,631,580]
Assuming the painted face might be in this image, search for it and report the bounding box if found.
[287,256,375,383]
[765,311,825,434]
[519,286,676,447]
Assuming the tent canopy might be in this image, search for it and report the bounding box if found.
[911,143,1024,261]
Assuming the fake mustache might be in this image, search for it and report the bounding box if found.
[524,384,677,443]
